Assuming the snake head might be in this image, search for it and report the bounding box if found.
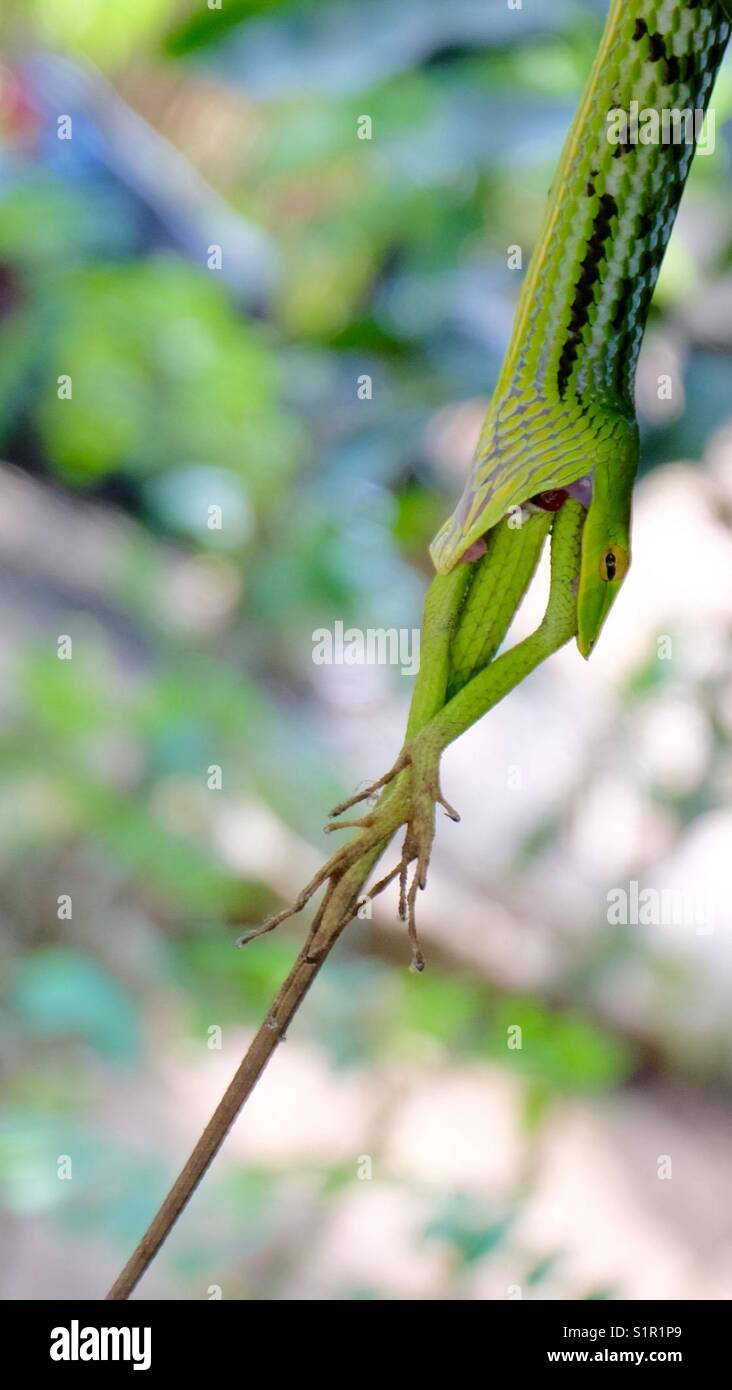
[577,538,631,657]
[429,398,610,575]
[575,425,638,659]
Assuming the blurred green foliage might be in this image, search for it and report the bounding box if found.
[0,0,730,1299]
[37,259,298,496]
[11,948,140,1062]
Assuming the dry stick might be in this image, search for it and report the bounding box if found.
[108,643,422,1299]
[105,834,388,1301]
[106,551,516,1297]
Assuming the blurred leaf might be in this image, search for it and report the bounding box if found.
[526,1250,562,1287]
[175,933,298,1025]
[0,1111,66,1214]
[0,181,91,269]
[84,789,241,917]
[391,974,632,1094]
[490,998,632,1093]
[424,1193,515,1267]
[35,257,299,509]
[19,649,110,741]
[10,949,140,1063]
[164,0,286,56]
[20,0,175,68]
[196,0,591,99]
[398,972,484,1047]
[220,1164,276,1215]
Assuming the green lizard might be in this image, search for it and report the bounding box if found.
[242,0,731,968]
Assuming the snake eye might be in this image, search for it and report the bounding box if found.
[599,545,629,583]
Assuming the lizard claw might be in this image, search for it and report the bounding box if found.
[328,755,408,819]
[238,733,456,975]
[323,813,375,833]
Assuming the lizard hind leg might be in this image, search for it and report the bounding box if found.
[241,503,584,968]
[389,497,587,966]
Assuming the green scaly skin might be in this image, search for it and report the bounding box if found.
[431,0,729,655]
[248,2,730,965]
[431,0,729,544]
[446,510,553,696]
[425,502,585,754]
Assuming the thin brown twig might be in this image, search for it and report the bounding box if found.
[105,835,387,1301]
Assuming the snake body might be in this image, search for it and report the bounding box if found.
[430,0,730,577]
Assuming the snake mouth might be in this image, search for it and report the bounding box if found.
[527,472,594,513]
[458,536,489,563]
[528,488,569,512]
[456,470,595,565]
[566,472,593,507]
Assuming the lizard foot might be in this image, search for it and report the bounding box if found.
[238,734,458,971]
[329,733,459,970]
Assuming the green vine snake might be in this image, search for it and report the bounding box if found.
[246,0,732,966]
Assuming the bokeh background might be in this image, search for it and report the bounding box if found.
[2,0,732,1301]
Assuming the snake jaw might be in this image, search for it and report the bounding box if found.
[458,537,489,564]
